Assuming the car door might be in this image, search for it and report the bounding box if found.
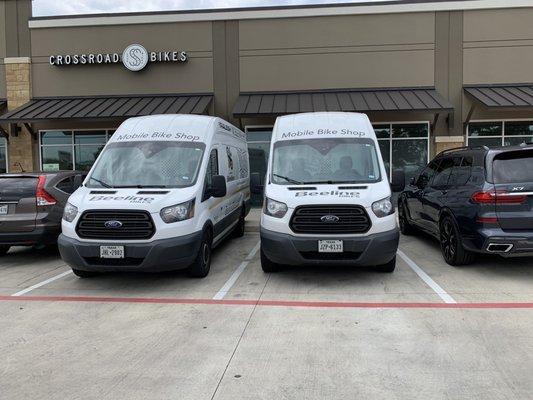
[406,161,439,225]
[421,157,455,234]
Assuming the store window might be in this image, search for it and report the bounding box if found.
[40,130,113,172]
[467,121,533,148]
[0,138,8,173]
[374,122,430,184]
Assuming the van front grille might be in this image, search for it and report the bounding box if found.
[289,205,371,234]
[76,210,155,240]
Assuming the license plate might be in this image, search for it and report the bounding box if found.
[318,240,343,253]
[100,245,124,259]
[0,204,8,215]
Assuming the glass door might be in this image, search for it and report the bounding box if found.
[245,127,273,206]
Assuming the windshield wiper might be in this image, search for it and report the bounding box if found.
[272,174,304,185]
[88,176,112,188]
[113,185,165,189]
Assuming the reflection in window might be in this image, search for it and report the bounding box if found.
[467,121,533,148]
[40,130,113,171]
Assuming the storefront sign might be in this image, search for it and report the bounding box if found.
[48,43,188,72]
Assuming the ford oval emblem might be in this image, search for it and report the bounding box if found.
[104,220,123,229]
[320,215,340,223]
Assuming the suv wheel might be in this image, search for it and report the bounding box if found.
[439,216,475,266]
[399,202,416,235]
[188,230,212,278]
[260,247,281,273]
[0,245,10,256]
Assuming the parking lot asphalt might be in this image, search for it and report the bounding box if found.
[1,210,532,400]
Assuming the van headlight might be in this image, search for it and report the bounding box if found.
[264,198,288,218]
[63,202,78,222]
[160,199,195,223]
[372,197,394,218]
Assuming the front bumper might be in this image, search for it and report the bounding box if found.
[58,231,203,272]
[463,228,533,256]
[260,227,399,266]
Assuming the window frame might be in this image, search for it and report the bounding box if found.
[373,121,431,180]
[466,119,533,147]
[39,128,114,172]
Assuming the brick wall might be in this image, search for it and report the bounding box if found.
[5,58,35,172]
[434,136,465,156]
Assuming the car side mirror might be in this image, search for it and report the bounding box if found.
[250,172,263,194]
[409,177,416,186]
[209,175,227,198]
[73,174,83,188]
[391,170,405,192]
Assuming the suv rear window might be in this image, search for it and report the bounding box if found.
[493,151,533,183]
[0,177,38,198]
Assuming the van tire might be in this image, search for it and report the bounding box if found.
[71,268,99,278]
[376,256,396,273]
[439,215,475,266]
[232,206,246,238]
[260,247,281,273]
[188,230,212,278]
[0,245,10,256]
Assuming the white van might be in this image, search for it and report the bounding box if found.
[253,112,405,273]
[58,115,250,278]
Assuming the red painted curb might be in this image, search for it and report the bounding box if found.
[1,295,533,309]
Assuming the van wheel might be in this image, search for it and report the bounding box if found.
[440,216,475,266]
[376,256,396,273]
[0,245,10,256]
[71,268,99,278]
[232,206,246,238]
[188,231,212,278]
[260,247,281,273]
[399,202,416,235]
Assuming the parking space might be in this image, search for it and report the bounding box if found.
[1,213,533,400]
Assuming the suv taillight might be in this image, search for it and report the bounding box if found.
[36,175,57,206]
[471,190,526,205]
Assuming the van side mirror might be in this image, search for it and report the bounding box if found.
[250,172,263,194]
[209,175,227,198]
[391,170,405,192]
[73,174,83,189]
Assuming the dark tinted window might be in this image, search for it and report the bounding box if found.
[0,177,37,198]
[493,152,533,183]
[416,161,439,189]
[449,157,473,186]
[432,158,454,188]
[56,177,75,194]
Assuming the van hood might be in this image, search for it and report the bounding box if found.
[69,186,197,214]
[265,182,391,209]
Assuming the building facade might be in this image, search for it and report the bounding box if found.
[1,0,533,199]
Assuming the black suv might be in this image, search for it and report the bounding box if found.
[398,145,533,265]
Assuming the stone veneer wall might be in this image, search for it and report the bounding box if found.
[5,58,34,172]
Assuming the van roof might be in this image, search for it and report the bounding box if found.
[273,112,374,141]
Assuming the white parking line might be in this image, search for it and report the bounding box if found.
[397,249,457,304]
[213,241,260,300]
[11,270,72,297]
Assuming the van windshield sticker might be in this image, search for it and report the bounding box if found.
[295,190,360,198]
[114,132,201,142]
[280,128,366,140]
[89,195,155,204]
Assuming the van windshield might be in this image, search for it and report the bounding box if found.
[271,138,381,185]
[86,141,205,188]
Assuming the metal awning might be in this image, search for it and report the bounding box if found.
[464,85,533,110]
[0,94,213,123]
[233,88,453,117]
